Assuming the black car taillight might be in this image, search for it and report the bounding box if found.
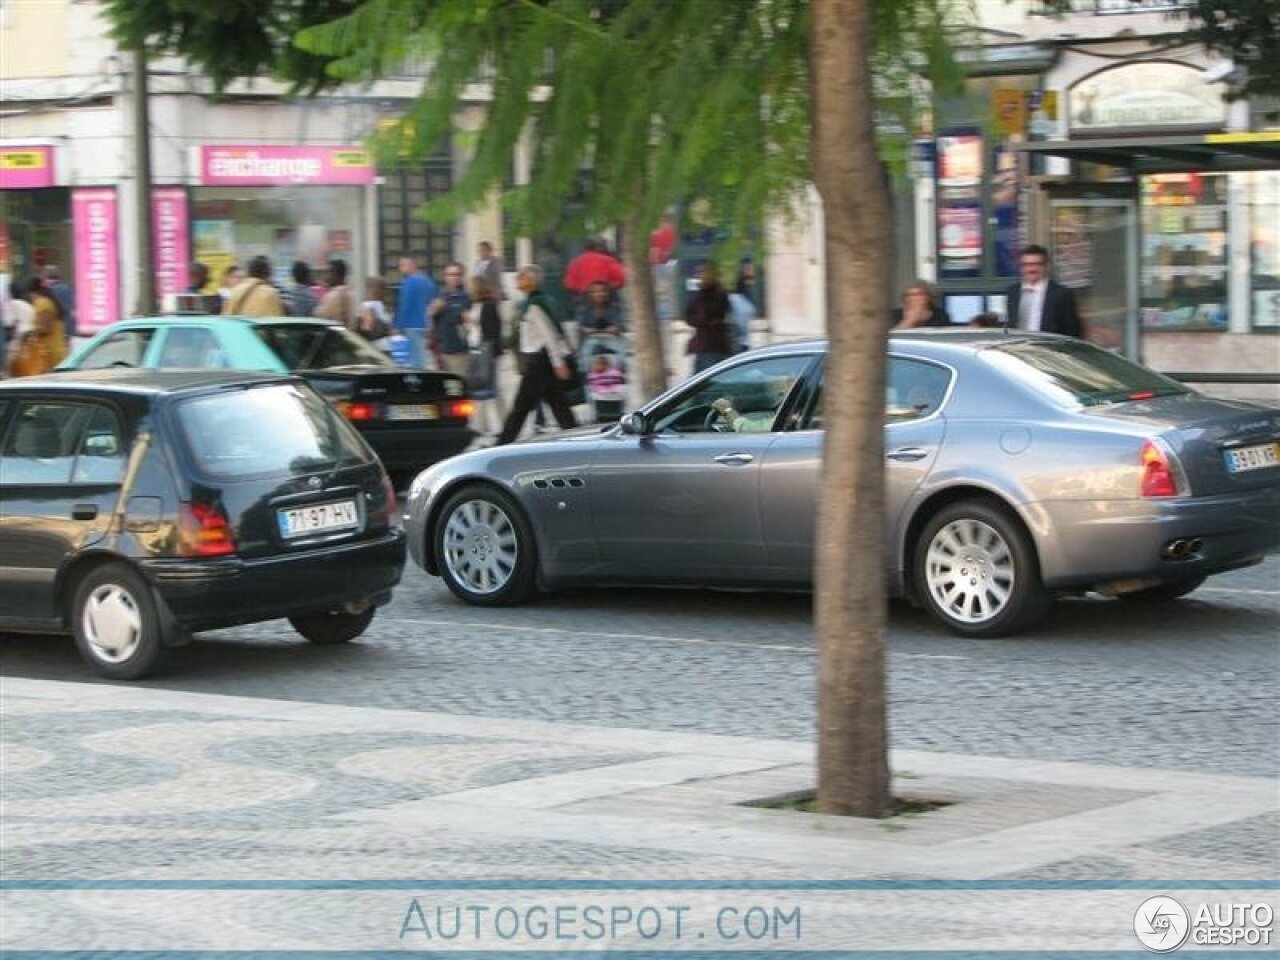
[337,400,385,423]
[179,501,237,557]
[446,399,476,420]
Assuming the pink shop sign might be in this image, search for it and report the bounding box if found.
[199,145,376,186]
[72,188,121,332]
[152,188,190,301]
[0,146,56,189]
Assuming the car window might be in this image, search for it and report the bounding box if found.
[802,357,953,429]
[175,382,370,479]
[651,356,809,434]
[156,327,228,368]
[255,325,392,371]
[76,329,155,369]
[985,339,1189,407]
[72,405,128,484]
[1,401,93,485]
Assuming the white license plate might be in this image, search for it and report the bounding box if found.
[1224,442,1280,474]
[385,404,438,421]
[278,500,360,539]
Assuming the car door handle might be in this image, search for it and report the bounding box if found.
[886,446,929,462]
[72,503,99,521]
[713,453,755,466]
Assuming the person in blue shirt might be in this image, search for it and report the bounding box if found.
[394,255,438,369]
[430,262,472,376]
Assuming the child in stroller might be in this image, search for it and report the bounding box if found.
[583,338,627,423]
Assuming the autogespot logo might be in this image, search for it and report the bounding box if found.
[1134,896,1191,953]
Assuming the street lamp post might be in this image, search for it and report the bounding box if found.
[132,46,155,316]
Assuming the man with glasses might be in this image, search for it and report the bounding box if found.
[1005,244,1083,338]
[430,262,472,376]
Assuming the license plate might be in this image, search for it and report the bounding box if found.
[385,403,438,421]
[278,500,360,539]
[1224,442,1280,474]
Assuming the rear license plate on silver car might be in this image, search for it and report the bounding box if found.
[1224,442,1280,474]
[386,404,438,421]
[278,500,360,539]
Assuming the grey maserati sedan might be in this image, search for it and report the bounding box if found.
[403,331,1280,636]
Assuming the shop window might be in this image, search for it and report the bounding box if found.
[1249,171,1280,331]
[379,148,454,279]
[1139,174,1229,332]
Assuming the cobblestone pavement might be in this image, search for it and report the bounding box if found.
[2,558,1277,781]
[3,678,1276,952]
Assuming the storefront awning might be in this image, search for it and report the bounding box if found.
[1018,132,1280,174]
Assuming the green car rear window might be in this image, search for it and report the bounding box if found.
[175,383,369,479]
[255,325,392,370]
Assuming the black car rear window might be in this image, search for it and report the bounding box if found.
[255,325,392,371]
[175,383,370,479]
[984,339,1190,407]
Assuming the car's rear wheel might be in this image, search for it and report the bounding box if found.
[289,607,376,644]
[71,563,169,680]
[1116,576,1207,603]
[915,499,1049,637]
[435,484,536,605]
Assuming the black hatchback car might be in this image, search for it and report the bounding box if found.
[0,370,406,679]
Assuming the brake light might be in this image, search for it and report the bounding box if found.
[447,399,476,419]
[338,401,382,422]
[1140,440,1179,498]
[179,501,237,557]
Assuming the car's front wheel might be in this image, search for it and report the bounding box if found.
[915,499,1049,637]
[289,607,376,644]
[71,563,170,680]
[434,484,536,605]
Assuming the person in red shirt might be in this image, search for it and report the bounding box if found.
[649,215,676,265]
[564,238,626,300]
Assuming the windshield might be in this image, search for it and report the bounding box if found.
[176,383,370,479]
[984,339,1190,407]
[255,324,393,371]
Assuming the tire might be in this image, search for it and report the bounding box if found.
[434,483,536,606]
[289,607,376,644]
[914,499,1050,637]
[71,563,170,680]
[1117,576,1207,603]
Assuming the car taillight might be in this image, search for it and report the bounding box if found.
[1140,440,1179,498]
[447,399,476,419]
[338,401,383,422]
[179,501,237,557]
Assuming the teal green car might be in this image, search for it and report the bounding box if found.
[59,315,474,479]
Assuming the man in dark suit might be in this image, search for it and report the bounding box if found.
[1005,244,1083,338]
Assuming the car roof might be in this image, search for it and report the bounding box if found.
[0,368,298,397]
[117,315,338,329]
[749,329,1075,362]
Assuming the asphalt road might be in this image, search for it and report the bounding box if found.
[3,556,1276,778]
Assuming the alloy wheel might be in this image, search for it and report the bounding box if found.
[923,517,1015,625]
[442,498,519,595]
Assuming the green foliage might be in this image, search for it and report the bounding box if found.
[1177,0,1280,101]
[103,0,359,94]
[298,0,970,247]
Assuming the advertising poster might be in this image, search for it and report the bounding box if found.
[992,148,1021,277]
[152,188,190,302]
[71,188,120,332]
[936,132,984,278]
[194,220,236,291]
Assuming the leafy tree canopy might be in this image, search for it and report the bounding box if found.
[103,0,359,94]
[1177,0,1280,101]
[294,0,967,246]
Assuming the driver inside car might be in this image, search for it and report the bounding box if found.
[710,375,795,431]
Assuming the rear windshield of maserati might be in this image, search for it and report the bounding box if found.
[987,339,1190,407]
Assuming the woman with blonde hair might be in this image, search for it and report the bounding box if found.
[891,280,951,329]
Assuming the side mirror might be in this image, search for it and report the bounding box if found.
[620,411,650,436]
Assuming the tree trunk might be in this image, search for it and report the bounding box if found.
[810,0,893,817]
[621,214,668,401]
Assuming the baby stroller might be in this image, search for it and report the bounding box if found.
[579,331,628,424]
